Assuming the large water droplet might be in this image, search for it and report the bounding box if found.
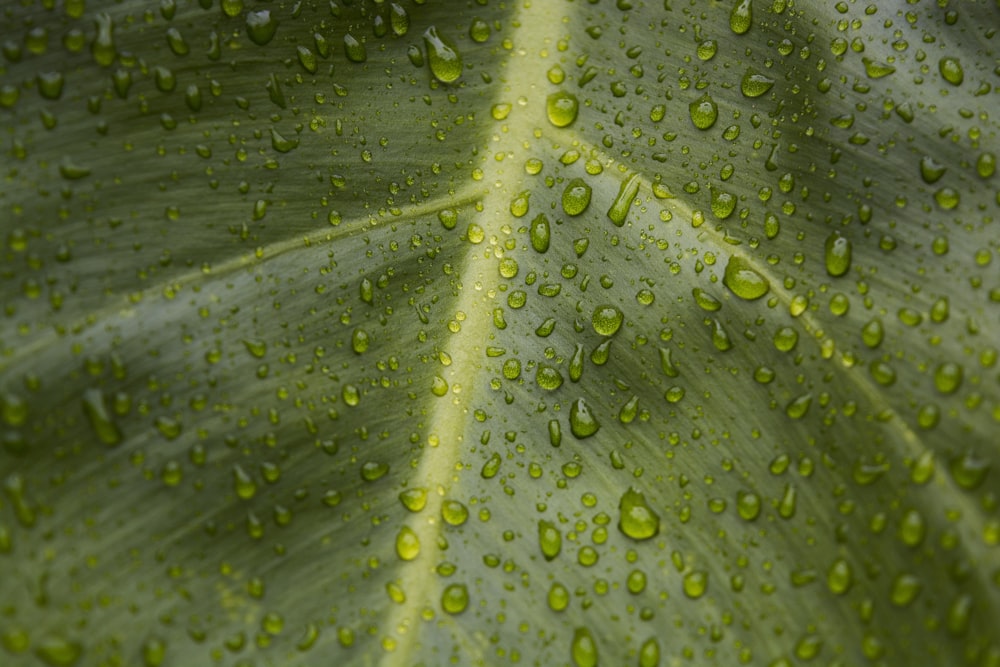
[569,398,600,439]
[618,487,660,540]
[562,178,592,216]
[538,520,561,560]
[723,256,769,300]
[546,90,579,127]
[423,26,462,83]
[607,173,640,226]
[570,627,598,667]
[688,93,718,130]
[591,304,624,336]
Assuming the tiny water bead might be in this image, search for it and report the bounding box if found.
[569,398,600,438]
[562,178,592,216]
[722,256,770,300]
[546,90,579,127]
[618,488,660,541]
[591,305,624,336]
[688,93,718,130]
[423,26,462,83]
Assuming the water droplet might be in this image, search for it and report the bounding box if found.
[548,582,570,611]
[441,499,469,526]
[536,364,564,391]
[360,461,389,482]
[399,487,428,512]
[639,638,661,667]
[658,347,680,377]
[569,343,585,382]
[562,178,592,216]
[546,90,579,127]
[34,635,82,666]
[889,573,921,606]
[165,27,189,56]
[481,452,501,479]
[949,452,990,490]
[81,388,122,445]
[469,17,490,42]
[729,0,752,34]
[92,13,115,66]
[244,9,278,45]
[389,3,409,36]
[591,304,624,336]
[939,57,963,85]
[740,68,774,97]
[863,58,896,79]
[441,583,469,614]
[569,398,600,439]
[826,558,852,595]
[736,490,761,521]
[570,627,598,667]
[861,318,884,348]
[618,487,660,541]
[977,152,997,179]
[933,361,962,394]
[351,328,370,354]
[898,509,925,547]
[395,526,420,560]
[530,214,550,252]
[343,33,367,63]
[682,570,708,599]
[607,173,640,226]
[722,256,769,300]
[688,93,718,130]
[824,231,852,276]
[696,39,717,61]
[423,26,462,83]
[618,395,639,423]
[919,156,947,184]
[548,419,562,447]
[538,520,562,560]
[710,187,736,219]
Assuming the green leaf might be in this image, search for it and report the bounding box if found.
[2,1,999,666]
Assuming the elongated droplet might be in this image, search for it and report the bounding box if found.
[423,26,462,83]
[82,388,122,445]
[689,93,718,130]
[607,173,640,226]
[824,231,852,277]
[571,627,598,667]
[538,520,561,560]
[741,68,774,97]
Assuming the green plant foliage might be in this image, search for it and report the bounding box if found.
[1,0,999,665]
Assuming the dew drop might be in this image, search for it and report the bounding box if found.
[729,0,752,34]
[826,558,852,595]
[538,520,562,560]
[81,388,122,446]
[591,304,624,336]
[939,57,964,85]
[682,570,708,599]
[570,627,598,667]
[395,526,420,560]
[562,178,592,216]
[441,583,469,614]
[723,256,769,300]
[569,398,600,439]
[607,173,640,226]
[740,68,774,97]
[423,26,462,83]
[618,487,660,541]
[688,93,718,130]
[546,90,579,127]
[343,33,367,63]
[530,213,550,252]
